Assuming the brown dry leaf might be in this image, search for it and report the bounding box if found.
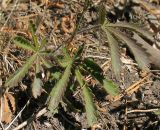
[113,73,151,102]
[48,1,64,8]
[61,15,75,33]
[67,41,77,55]
[0,93,16,123]
[41,0,49,5]
[5,93,16,113]
[0,94,12,123]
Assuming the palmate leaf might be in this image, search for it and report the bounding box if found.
[83,59,119,96]
[107,22,154,41]
[48,60,73,113]
[105,30,121,78]
[5,53,38,88]
[13,36,36,52]
[75,69,97,126]
[108,27,150,71]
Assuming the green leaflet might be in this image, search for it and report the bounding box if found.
[154,109,160,115]
[107,22,154,41]
[5,53,38,88]
[29,20,37,34]
[98,4,106,25]
[105,30,121,78]
[48,60,73,113]
[56,48,72,68]
[74,44,84,60]
[40,56,53,68]
[108,27,150,71]
[102,79,119,96]
[82,59,119,96]
[13,36,36,52]
[56,55,71,68]
[75,69,97,126]
[83,58,103,74]
[40,37,47,49]
[28,21,39,49]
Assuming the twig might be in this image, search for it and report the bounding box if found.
[127,108,159,114]
[0,0,19,32]
[0,97,4,130]
[13,107,47,130]
[5,99,30,130]
[113,73,151,101]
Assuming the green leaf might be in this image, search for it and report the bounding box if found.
[75,69,97,126]
[74,44,84,59]
[154,109,160,115]
[56,55,72,68]
[5,53,37,88]
[40,56,53,68]
[107,22,154,41]
[48,60,73,113]
[82,58,119,96]
[105,30,121,78]
[29,20,37,35]
[83,58,103,82]
[28,21,39,49]
[40,37,47,49]
[13,36,36,52]
[108,27,150,71]
[102,79,119,96]
[56,48,72,68]
[98,4,106,25]
[51,71,62,80]
[83,58,103,74]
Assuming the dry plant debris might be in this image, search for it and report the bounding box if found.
[0,92,16,123]
[0,0,160,129]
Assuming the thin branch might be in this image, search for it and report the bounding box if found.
[13,107,47,130]
[5,99,30,130]
[127,108,159,114]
